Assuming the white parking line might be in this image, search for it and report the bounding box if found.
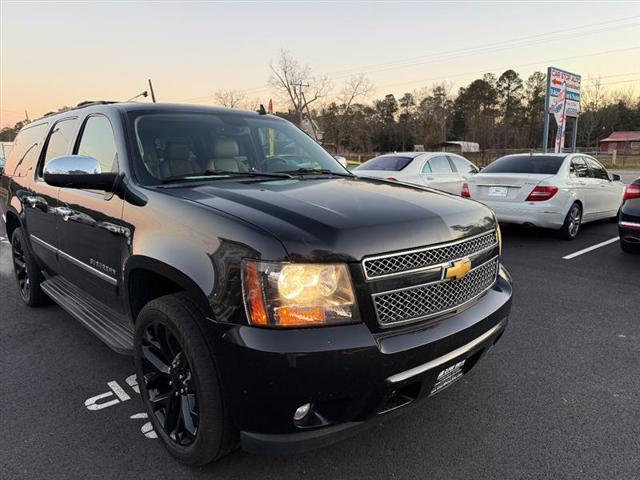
[562,237,619,260]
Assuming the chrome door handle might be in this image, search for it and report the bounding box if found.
[55,206,74,219]
[24,195,40,207]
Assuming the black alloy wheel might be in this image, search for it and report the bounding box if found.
[134,293,236,465]
[10,227,48,306]
[11,232,30,301]
[141,322,199,446]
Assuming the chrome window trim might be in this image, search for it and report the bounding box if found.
[372,256,499,328]
[361,229,498,281]
[386,319,506,383]
[30,234,117,286]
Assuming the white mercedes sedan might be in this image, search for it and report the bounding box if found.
[463,153,625,239]
[352,152,479,194]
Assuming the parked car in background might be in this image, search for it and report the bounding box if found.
[619,178,640,253]
[353,152,479,194]
[462,153,625,240]
[0,142,13,176]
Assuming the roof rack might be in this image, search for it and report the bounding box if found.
[76,100,119,108]
[40,101,120,119]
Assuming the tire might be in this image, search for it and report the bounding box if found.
[133,293,237,465]
[620,239,640,254]
[558,203,582,240]
[10,227,49,306]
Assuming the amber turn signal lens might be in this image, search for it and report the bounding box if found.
[275,307,325,327]
[244,261,268,326]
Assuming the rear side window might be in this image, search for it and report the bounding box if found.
[76,116,119,173]
[428,156,453,173]
[482,155,565,174]
[449,155,476,174]
[585,157,609,180]
[3,123,49,177]
[40,118,78,176]
[570,157,589,178]
[356,155,413,171]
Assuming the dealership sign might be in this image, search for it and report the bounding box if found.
[547,67,581,117]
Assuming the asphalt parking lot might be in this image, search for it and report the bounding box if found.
[1,217,639,479]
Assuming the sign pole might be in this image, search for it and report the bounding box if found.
[542,67,551,153]
[571,116,579,153]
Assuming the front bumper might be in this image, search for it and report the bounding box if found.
[482,200,566,229]
[211,266,513,455]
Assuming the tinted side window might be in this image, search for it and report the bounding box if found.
[40,118,78,176]
[3,123,49,177]
[449,155,476,174]
[585,158,609,180]
[76,116,119,173]
[421,161,432,174]
[429,156,453,173]
[570,157,589,178]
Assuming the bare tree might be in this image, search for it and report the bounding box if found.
[269,50,330,125]
[339,74,373,111]
[214,89,247,109]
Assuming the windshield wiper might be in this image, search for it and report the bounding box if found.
[159,170,293,184]
[274,168,353,177]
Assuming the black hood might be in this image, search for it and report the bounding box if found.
[162,177,495,262]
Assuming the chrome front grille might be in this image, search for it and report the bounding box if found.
[362,230,498,280]
[372,257,499,327]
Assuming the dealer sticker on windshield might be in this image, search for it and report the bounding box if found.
[488,186,508,197]
[429,360,466,397]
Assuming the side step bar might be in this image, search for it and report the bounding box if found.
[41,276,134,354]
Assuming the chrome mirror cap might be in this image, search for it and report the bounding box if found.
[44,155,102,176]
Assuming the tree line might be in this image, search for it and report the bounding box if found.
[317,72,640,154]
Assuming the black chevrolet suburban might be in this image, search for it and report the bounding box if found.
[0,102,512,465]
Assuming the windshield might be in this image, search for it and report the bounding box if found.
[482,155,566,174]
[355,155,414,171]
[130,112,347,184]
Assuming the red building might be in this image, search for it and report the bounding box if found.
[599,131,640,154]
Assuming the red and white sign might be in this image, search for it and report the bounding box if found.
[547,67,581,117]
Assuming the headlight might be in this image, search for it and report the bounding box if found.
[241,260,360,328]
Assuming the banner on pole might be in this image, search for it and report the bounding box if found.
[267,99,275,156]
[549,80,568,152]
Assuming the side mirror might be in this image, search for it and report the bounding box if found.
[44,155,117,191]
[334,155,348,169]
[611,173,621,181]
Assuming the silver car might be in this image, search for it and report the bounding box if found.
[464,153,625,239]
[353,152,479,195]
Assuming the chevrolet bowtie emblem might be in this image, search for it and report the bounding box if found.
[445,258,472,280]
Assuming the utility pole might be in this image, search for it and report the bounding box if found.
[148,79,157,103]
[293,81,309,127]
[301,90,319,141]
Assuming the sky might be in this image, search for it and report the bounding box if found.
[1,0,639,128]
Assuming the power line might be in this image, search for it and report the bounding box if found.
[176,17,639,103]
[328,15,640,77]
[373,46,640,90]
[331,23,640,81]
